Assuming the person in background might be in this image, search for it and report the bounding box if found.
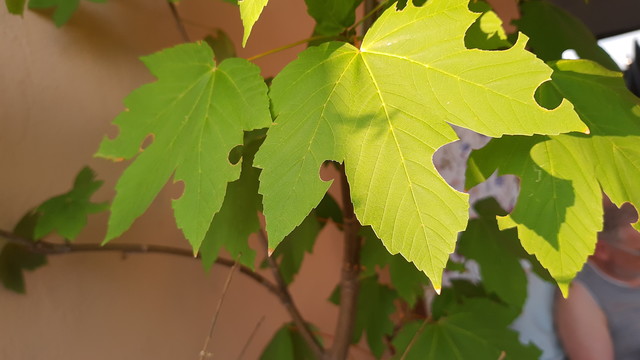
[555,199,640,360]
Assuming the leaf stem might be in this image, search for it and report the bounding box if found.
[246,35,335,62]
[349,0,387,35]
[258,229,325,358]
[325,165,362,360]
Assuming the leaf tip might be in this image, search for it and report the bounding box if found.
[433,285,441,295]
[267,248,275,257]
[558,282,570,298]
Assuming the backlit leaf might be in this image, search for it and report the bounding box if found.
[238,0,269,47]
[255,0,585,290]
[96,43,271,253]
[467,60,640,294]
[465,1,510,50]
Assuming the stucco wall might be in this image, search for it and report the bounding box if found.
[0,0,519,358]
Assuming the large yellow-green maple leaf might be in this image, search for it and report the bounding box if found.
[468,60,640,294]
[255,0,585,291]
[97,43,271,252]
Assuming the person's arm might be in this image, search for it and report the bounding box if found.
[554,281,614,360]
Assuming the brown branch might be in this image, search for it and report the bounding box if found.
[168,1,191,43]
[0,229,278,297]
[258,229,325,359]
[326,165,362,360]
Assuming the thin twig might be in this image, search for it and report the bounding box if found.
[326,165,362,360]
[399,318,429,360]
[349,0,387,35]
[237,315,266,360]
[199,255,241,360]
[168,2,191,42]
[246,35,335,62]
[0,229,278,297]
[258,229,325,359]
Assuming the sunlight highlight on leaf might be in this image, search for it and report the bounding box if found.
[255,0,585,290]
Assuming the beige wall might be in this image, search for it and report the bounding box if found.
[0,0,349,359]
[0,0,519,358]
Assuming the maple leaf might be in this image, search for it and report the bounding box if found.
[260,323,321,360]
[255,0,585,290]
[515,0,619,71]
[304,0,362,36]
[393,299,540,359]
[360,227,428,306]
[467,60,640,294]
[199,131,265,271]
[330,275,397,358]
[96,42,271,252]
[0,212,47,293]
[34,167,108,240]
[28,0,106,27]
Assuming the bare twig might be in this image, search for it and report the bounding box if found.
[258,229,325,359]
[168,2,191,42]
[349,0,385,35]
[199,256,241,359]
[246,35,335,62]
[237,315,266,360]
[325,165,362,360]
[0,229,278,297]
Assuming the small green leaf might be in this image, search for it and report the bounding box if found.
[34,167,108,240]
[256,0,585,291]
[304,0,362,36]
[260,323,320,360]
[515,0,619,71]
[6,0,26,14]
[394,299,540,360]
[330,275,396,358]
[0,212,47,294]
[360,227,428,306]
[96,42,271,253]
[199,133,264,271]
[238,0,269,47]
[28,0,105,26]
